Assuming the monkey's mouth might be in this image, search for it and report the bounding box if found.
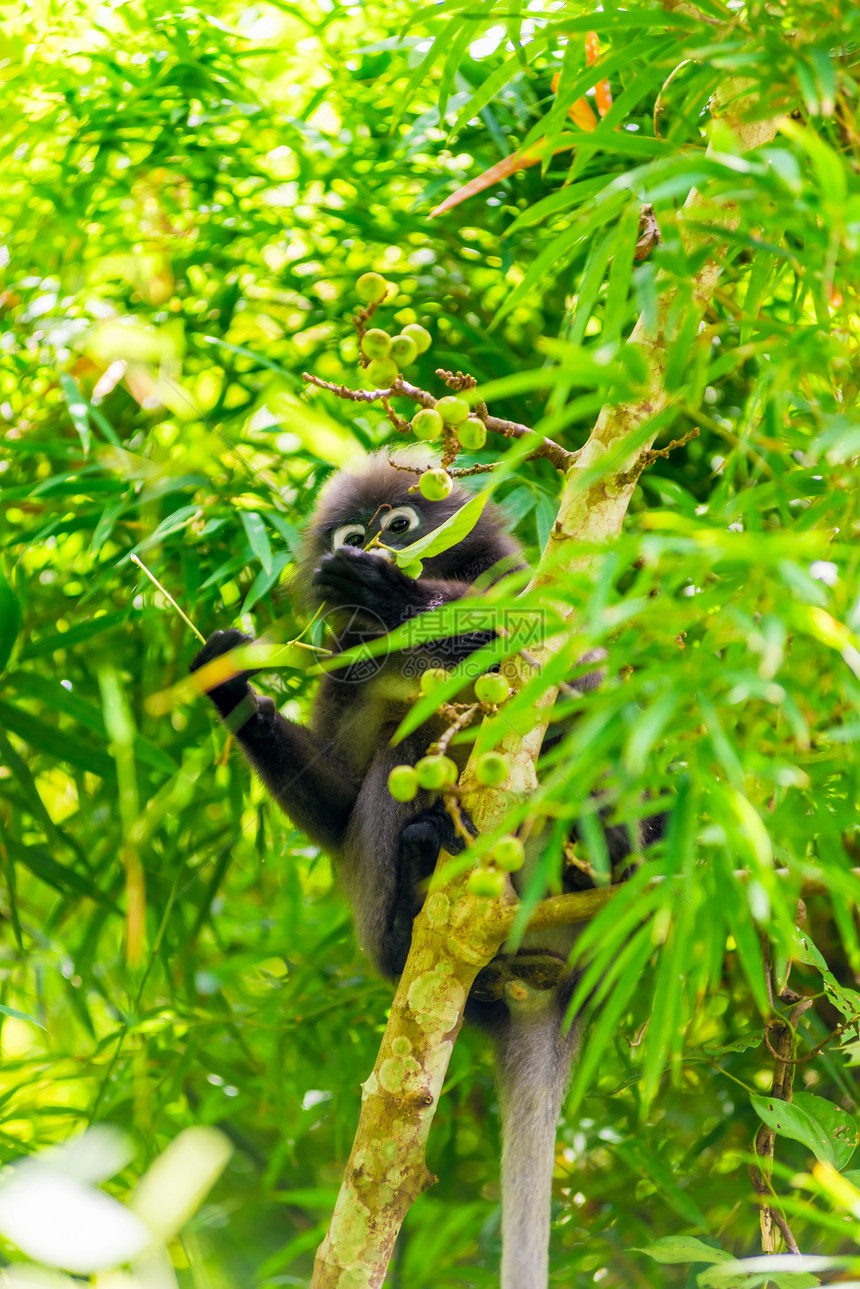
[470,952,568,1003]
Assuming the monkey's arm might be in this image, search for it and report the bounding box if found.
[191,629,357,853]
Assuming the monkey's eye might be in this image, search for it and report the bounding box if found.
[332,525,366,550]
[381,506,420,538]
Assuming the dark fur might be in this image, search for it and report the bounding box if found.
[192,454,522,976]
[191,453,654,1289]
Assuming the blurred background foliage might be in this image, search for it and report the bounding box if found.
[1,0,860,1284]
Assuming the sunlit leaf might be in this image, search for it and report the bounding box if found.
[751,1091,859,1170]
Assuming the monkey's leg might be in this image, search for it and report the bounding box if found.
[338,743,468,980]
[192,629,357,853]
[495,985,581,1289]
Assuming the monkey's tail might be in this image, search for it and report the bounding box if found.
[494,988,580,1289]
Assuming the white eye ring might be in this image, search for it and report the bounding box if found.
[332,524,366,550]
[381,506,420,534]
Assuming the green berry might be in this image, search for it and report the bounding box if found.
[401,323,432,354]
[415,754,458,791]
[475,673,509,705]
[388,765,419,802]
[356,272,388,304]
[420,668,450,696]
[390,335,418,367]
[366,357,399,388]
[360,328,391,360]
[412,408,444,441]
[476,752,508,787]
[435,395,470,426]
[469,868,507,898]
[456,417,487,451]
[418,469,453,501]
[492,836,525,872]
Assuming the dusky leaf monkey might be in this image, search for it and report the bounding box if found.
[191,452,660,1289]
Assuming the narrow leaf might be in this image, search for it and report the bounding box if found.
[0,567,21,675]
[59,373,92,455]
[240,511,273,574]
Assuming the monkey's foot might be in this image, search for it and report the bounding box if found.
[470,952,569,1003]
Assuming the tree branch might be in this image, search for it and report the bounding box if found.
[312,88,783,1289]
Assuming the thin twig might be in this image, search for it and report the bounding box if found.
[303,372,576,472]
[303,372,400,401]
[130,553,205,643]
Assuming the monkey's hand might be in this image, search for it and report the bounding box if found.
[190,628,276,725]
[312,548,427,622]
[384,803,475,978]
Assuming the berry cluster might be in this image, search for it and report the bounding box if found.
[354,274,488,502]
[386,667,526,899]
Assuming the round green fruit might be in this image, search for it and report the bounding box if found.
[388,765,419,802]
[457,417,487,451]
[360,328,391,360]
[418,469,453,501]
[390,335,418,367]
[420,668,450,696]
[356,272,388,304]
[492,835,525,872]
[412,408,444,441]
[476,752,509,787]
[468,868,507,898]
[366,357,399,388]
[401,323,432,354]
[435,395,470,426]
[415,754,458,791]
[475,673,510,705]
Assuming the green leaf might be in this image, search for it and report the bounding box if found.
[241,550,290,613]
[135,505,202,549]
[616,1137,708,1228]
[449,49,534,140]
[0,699,115,778]
[567,924,655,1114]
[8,671,177,775]
[59,372,92,455]
[0,566,21,675]
[19,609,138,660]
[634,1235,731,1266]
[751,1091,859,1170]
[240,511,273,574]
[393,492,488,568]
[3,837,110,905]
[0,1002,46,1030]
[602,201,641,346]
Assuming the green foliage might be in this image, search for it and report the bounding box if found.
[1,0,860,1284]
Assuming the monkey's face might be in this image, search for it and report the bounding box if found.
[295,454,523,613]
[329,503,426,557]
